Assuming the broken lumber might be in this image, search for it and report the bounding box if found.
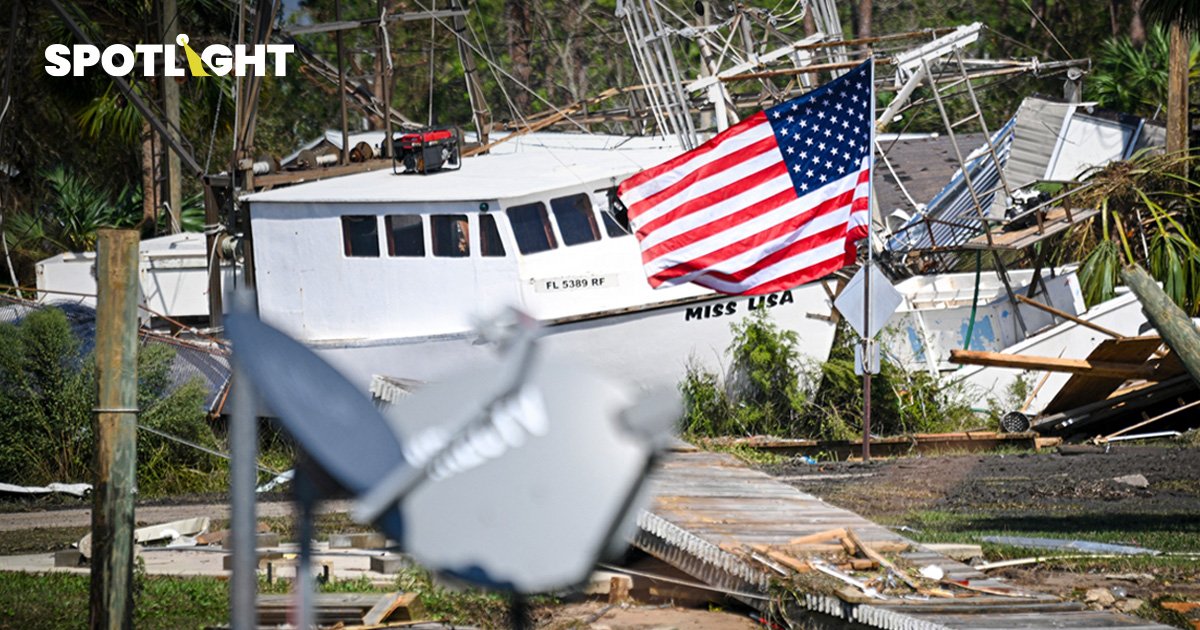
[361,592,423,625]
[948,349,1159,379]
[845,528,922,591]
[750,545,812,573]
[784,541,910,555]
[787,528,846,546]
[1122,264,1200,389]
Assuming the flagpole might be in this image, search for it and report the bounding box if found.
[862,56,876,462]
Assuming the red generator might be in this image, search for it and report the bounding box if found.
[392,128,461,174]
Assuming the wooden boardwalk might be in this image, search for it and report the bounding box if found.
[632,447,1171,630]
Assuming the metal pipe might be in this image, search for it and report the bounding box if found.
[229,289,259,630]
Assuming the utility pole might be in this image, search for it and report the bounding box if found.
[1166,21,1189,155]
[162,0,183,233]
[90,229,140,630]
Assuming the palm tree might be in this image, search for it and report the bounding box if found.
[1088,25,1198,118]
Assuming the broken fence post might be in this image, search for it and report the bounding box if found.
[91,229,140,630]
[1120,264,1200,388]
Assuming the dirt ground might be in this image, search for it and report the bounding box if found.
[538,601,759,629]
[762,444,1200,520]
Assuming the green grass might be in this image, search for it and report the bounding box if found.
[0,564,538,629]
[883,509,1200,579]
[0,572,229,630]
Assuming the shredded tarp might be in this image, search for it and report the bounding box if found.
[0,481,91,497]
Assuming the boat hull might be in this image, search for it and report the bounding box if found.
[310,284,838,394]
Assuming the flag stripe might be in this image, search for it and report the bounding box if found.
[618,59,874,297]
[620,113,772,206]
[644,165,868,275]
[627,133,779,221]
[637,162,792,248]
[648,169,870,284]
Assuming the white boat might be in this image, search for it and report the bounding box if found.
[879,267,1149,415]
[242,133,841,392]
[885,267,1086,373]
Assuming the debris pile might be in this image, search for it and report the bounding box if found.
[719,527,1037,604]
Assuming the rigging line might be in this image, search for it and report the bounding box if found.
[427,0,436,126]
[205,9,241,174]
[464,13,523,125]
[1019,0,1073,59]
[981,24,1049,59]
[407,0,594,136]
[652,0,740,60]
[137,422,282,477]
[875,139,923,212]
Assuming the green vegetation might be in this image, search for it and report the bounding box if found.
[0,564,531,629]
[1088,25,1199,118]
[0,572,228,630]
[681,313,979,440]
[0,305,222,495]
[1057,150,1200,314]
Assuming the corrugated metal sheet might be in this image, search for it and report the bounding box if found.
[886,118,1015,252]
[1002,98,1071,191]
[885,97,1167,256]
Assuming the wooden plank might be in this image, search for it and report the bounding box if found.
[1124,264,1200,392]
[961,207,1100,251]
[948,348,1159,379]
[845,528,921,591]
[362,592,423,625]
[1043,337,1168,414]
[787,528,846,545]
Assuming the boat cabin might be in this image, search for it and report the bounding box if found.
[244,134,703,344]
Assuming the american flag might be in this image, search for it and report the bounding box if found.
[618,59,873,295]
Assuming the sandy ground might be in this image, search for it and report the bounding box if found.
[0,498,352,532]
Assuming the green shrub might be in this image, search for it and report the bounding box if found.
[681,313,979,440]
[0,305,229,495]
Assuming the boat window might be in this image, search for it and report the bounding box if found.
[385,215,425,257]
[342,215,380,257]
[507,202,557,254]
[551,193,600,246]
[431,214,470,257]
[595,187,631,237]
[479,214,506,257]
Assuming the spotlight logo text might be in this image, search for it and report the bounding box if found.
[45,35,293,77]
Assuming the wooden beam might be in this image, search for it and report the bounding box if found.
[948,349,1159,380]
[1122,264,1200,388]
[91,230,140,630]
[1014,294,1126,339]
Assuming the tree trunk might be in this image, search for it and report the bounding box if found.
[1109,0,1121,37]
[855,0,872,39]
[505,0,533,116]
[1130,0,1146,46]
[1166,21,1189,154]
[140,121,159,229]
